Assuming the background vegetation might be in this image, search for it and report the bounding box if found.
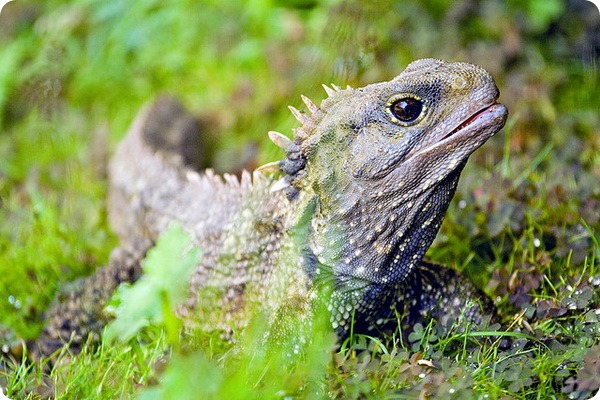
[0,0,598,398]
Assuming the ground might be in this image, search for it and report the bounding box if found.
[0,1,599,398]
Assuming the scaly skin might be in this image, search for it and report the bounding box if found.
[33,59,507,357]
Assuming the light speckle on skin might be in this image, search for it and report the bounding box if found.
[452,76,468,90]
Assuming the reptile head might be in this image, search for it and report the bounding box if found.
[273,59,508,287]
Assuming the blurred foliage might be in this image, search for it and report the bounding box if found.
[0,0,598,398]
[104,225,201,345]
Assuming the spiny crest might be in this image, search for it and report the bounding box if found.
[266,92,323,150]
[268,130,293,151]
[287,98,323,134]
[269,177,290,193]
[301,94,319,114]
[321,83,351,96]
[191,168,265,192]
[256,160,281,173]
[288,105,311,126]
[286,81,353,142]
[263,84,351,197]
[322,84,336,97]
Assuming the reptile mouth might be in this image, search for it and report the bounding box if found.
[409,102,508,161]
[444,103,502,139]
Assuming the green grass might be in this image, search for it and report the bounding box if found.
[1,0,599,398]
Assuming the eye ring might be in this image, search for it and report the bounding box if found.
[386,95,427,126]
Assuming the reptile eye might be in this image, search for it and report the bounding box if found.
[389,97,424,124]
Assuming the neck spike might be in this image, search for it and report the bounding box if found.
[301,95,320,115]
[322,84,336,97]
[268,130,293,150]
[288,105,315,127]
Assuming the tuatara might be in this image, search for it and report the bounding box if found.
[34,58,508,357]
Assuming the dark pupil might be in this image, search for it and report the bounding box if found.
[391,97,423,122]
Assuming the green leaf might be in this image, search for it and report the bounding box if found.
[103,281,161,343]
[104,224,202,343]
[142,224,202,305]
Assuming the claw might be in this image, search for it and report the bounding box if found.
[331,84,342,91]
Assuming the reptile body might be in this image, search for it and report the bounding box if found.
[35,59,508,357]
